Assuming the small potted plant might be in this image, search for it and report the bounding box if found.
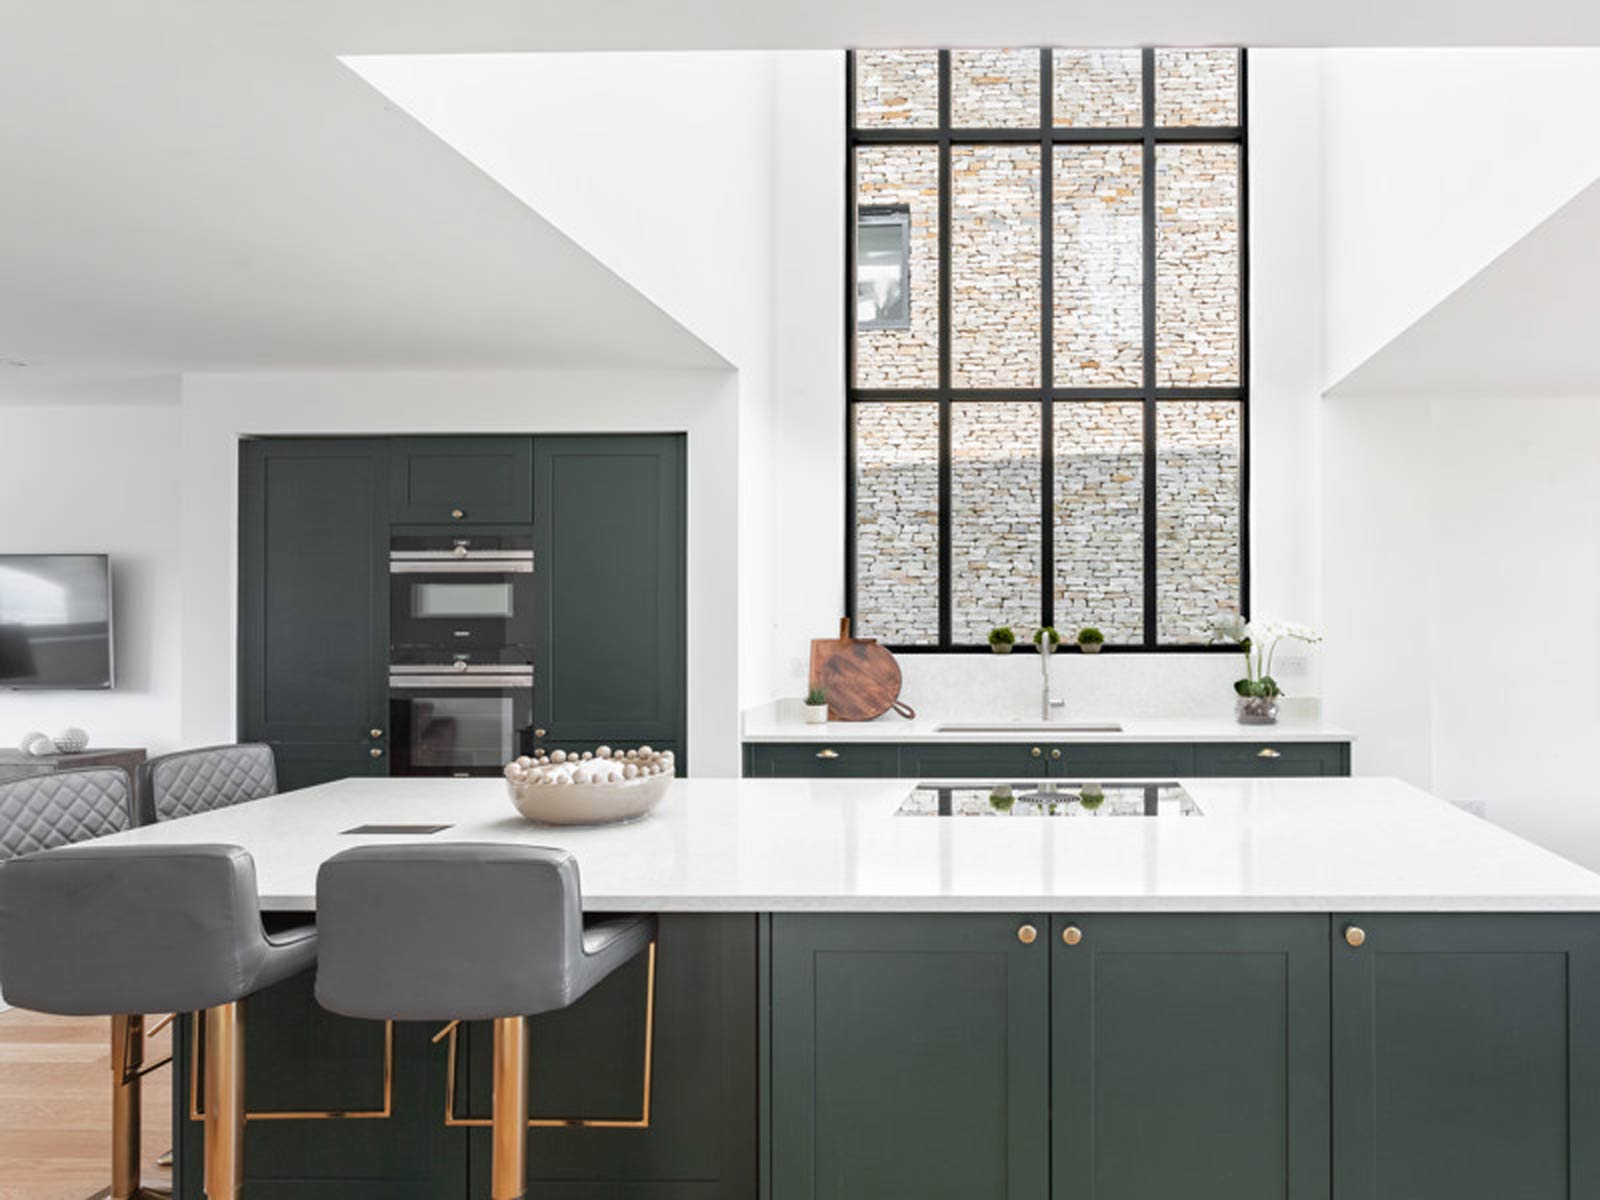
[1212,615,1320,725]
[1075,627,1105,654]
[1032,626,1061,651]
[988,626,1016,654]
[804,686,829,725]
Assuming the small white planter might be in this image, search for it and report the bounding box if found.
[990,642,1013,655]
[804,703,830,724]
[1078,642,1103,655]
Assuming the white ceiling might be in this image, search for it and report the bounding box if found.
[8,1,1600,380]
[1330,178,1600,398]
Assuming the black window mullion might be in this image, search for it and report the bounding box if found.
[1237,48,1252,624]
[1140,48,1159,649]
[1039,47,1055,635]
[936,49,953,649]
[844,51,858,635]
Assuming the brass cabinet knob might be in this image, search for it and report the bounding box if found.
[1017,924,1038,945]
[369,728,383,739]
[816,749,840,760]
[1344,925,1366,948]
[450,508,465,519]
[1061,925,1083,947]
[534,728,547,739]
[1050,749,1062,761]
[370,747,384,759]
[1257,747,1282,759]
[1031,746,1042,758]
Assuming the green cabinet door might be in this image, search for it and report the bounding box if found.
[389,436,534,524]
[771,914,1050,1200]
[744,743,901,778]
[1052,915,1330,1200]
[897,742,1048,779]
[239,440,390,789]
[1194,742,1350,777]
[533,436,686,753]
[1331,914,1600,1200]
[1048,742,1196,778]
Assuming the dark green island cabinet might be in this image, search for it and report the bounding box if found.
[769,912,1600,1200]
[745,739,1350,779]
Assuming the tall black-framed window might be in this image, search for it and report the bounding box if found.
[846,48,1249,652]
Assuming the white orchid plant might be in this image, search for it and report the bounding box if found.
[1211,614,1321,699]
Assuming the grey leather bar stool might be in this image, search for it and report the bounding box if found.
[136,743,277,825]
[316,844,656,1200]
[0,767,158,1199]
[0,842,316,1200]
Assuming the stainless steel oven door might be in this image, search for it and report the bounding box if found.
[388,665,534,777]
[390,553,534,653]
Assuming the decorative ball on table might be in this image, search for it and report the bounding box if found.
[503,744,676,826]
[19,732,55,757]
[53,727,90,754]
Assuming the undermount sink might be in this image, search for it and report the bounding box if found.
[933,720,1125,734]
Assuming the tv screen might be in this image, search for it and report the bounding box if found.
[0,555,114,689]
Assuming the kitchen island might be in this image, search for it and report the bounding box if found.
[94,776,1600,1199]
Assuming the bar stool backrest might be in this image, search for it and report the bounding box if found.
[0,843,289,1016]
[136,744,277,825]
[0,767,132,862]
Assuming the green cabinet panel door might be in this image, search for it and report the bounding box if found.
[897,742,1048,779]
[1194,742,1349,777]
[771,913,1050,1200]
[239,440,390,789]
[1052,915,1331,1200]
[1331,914,1600,1200]
[533,436,686,752]
[744,742,902,778]
[388,436,534,524]
[1049,742,1195,778]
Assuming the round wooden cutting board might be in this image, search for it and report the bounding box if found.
[809,619,916,722]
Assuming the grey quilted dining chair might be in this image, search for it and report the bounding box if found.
[135,743,278,826]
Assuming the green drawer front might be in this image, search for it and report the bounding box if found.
[898,743,1047,780]
[744,743,901,778]
[1053,742,1196,779]
[1193,741,1349,777]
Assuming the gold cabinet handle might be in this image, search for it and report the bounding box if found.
[1344,925,1366,948]
[1031,746,1042,758]
[1257,748,1282,759]
[370,747,384,759]
[534,728,547,739]
[1050,749,1062,761]
[816,749,840,760]
[1017,924,1038,945]
[1061,925,1083,947]
[450,508,465,519]
[369,728,383,739]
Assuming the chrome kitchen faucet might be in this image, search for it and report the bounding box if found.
[1040,635,1066,721]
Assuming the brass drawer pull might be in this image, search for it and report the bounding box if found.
[1017,924,1038,945]
[370,747,384,759]
[369,728,383,739]
[1257,748,1282,759]
[534,728,547,739]
[450,508,465,519]
[1061,925,1083,947]
[1031,747,1042,758]
[1345,925,1366,948]
[1050,749,1061,761]
[816,749,840,760]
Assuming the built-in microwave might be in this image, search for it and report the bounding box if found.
[390,531,533,655]
[388,663,535,777]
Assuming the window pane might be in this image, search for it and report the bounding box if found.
[854,403,940,645]
[951,145,1042,388]
[858,209,910,329]
[856,50,940,128]
[1054,402,1144,643]
[1155,48,1239,127]
[1156,401,1240,643]
[1053,145,1143,387]
[951,49,1040,127]
[855,146,940,388]
[1156,144,1240,387]
[951,402,1041,643]
[1052,49,1142,127]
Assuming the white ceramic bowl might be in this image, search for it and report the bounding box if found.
[507,768,673,826]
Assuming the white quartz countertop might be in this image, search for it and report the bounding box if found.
[741,711,1355,744]
[88,775,1600,913]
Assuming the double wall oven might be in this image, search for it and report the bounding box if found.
[388,530,537,776]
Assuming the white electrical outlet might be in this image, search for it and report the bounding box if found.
[788,657,807,679]
[1275,655,1309,677]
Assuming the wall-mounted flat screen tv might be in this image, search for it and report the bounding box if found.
[0,554,114,689]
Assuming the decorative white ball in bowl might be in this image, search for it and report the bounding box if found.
[53,727,90,754]
[504,745,675,827]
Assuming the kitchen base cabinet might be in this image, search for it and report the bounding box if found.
[895,742,1047,779]
[770,913,1049,1200]
[174,916,756,1198]
[1331,914,1600,1200]
[1053,915,1330,1200]
[743,742,901,778]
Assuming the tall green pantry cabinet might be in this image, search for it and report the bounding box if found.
[239,435,687,786]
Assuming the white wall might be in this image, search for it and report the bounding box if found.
[179,370,743,776]
[1322,49,1600,390]
[0,386,185,752]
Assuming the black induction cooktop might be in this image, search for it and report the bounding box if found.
[896,781,1201,818]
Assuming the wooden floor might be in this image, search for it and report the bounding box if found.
[0,1007,172,1200]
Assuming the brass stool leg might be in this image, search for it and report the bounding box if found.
[491,1016,528,1200]
[110,1014,141,1200]
[203,1003,246,1200]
